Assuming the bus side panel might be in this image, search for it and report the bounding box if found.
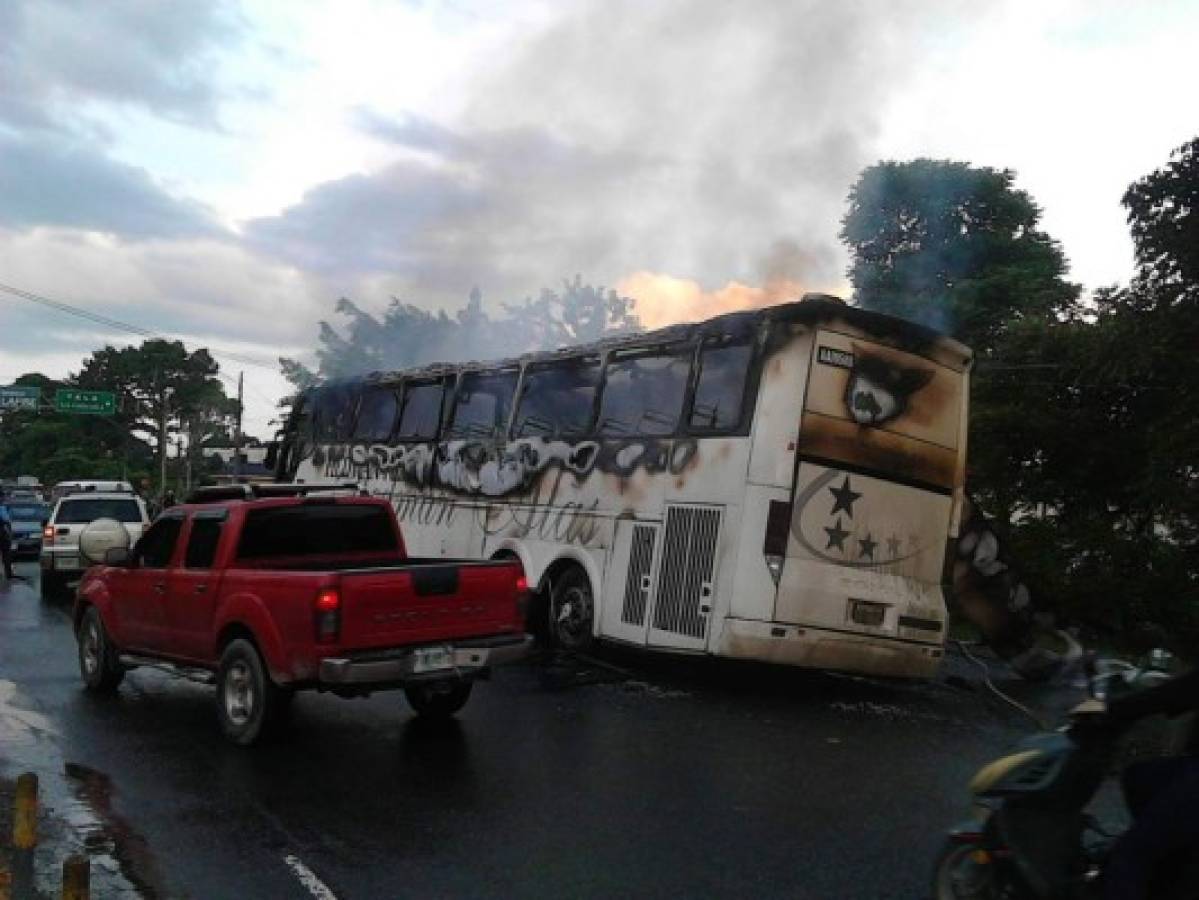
[724,484,787,623]
[747,325,811,488]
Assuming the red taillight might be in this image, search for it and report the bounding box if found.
[43,525,55,545]
[514,573,531,622]
[314,588,341,643]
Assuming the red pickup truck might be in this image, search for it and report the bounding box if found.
[74,492,531,744]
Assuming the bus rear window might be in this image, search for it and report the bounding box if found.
[237,505,399,559]
[597,348,692,436]
[512,357,601,438]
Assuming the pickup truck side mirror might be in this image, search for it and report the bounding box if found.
[104,547,133,567]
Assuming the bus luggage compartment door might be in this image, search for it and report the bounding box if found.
[646,504,722,652]
[601,520,662,645]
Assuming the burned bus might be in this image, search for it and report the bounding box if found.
[274,294,972,678]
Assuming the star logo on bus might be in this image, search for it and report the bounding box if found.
[828,476,861,518]
[858,533,877,560]
[824,518,850,551]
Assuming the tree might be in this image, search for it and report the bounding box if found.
[281,278,642,387]
[73,340,232,495]
[1123,136,1199,306]
[840,160,1080,353]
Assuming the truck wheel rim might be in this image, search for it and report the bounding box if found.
[224,661,255,725]
[81,621,101,676]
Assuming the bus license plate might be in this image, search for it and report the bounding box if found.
[412,646,453,673]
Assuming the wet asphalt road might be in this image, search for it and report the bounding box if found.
[0,561,1044,900]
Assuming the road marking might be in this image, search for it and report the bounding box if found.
[284,854,339,900]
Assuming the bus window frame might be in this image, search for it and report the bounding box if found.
[444,367,521,442]
[509,354,604,441]
[595,342,696,439]
[683,332,761,437]
[312,381,362,443]
[351,382,402,443]
[394,376,454,443]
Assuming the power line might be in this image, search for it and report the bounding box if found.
[0,279,281,372]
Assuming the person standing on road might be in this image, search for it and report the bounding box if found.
[0,501,15,580]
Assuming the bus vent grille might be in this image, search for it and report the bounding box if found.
[621,524,658,627]
[653,505,721,640]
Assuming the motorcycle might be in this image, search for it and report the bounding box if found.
[931,653,1196,899]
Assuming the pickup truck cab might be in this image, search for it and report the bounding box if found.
[75,490,531,744]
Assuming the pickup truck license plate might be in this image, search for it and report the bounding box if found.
[56,555,80,571]
[412,646,453,673]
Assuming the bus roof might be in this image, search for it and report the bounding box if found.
[315,293,972,388]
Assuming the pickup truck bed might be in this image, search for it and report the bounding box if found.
[75,495,531,744]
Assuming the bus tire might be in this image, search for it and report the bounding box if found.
[548,565,595,652]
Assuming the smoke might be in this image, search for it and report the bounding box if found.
[617,272,806,329]
[251,0,981,330]
[619,237,850,327]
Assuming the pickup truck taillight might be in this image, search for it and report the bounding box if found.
[515,574,530,622]
[314,588,341,643]
[42,525,55,546]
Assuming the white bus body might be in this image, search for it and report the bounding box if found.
[279,295,972,678]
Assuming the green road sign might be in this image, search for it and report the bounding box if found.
[0,385,40,411]
[55,388,117,415]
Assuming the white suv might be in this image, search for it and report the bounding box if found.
[40,491,150,596]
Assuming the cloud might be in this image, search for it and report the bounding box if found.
[0,133,223,240]
[242,0,975,317]
[0,0,244,132]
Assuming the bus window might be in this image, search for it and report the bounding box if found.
[352,385,400,442]
[597,347,692,437]
[688,340,754,431]
[512,357,601,439]
[396,381,445,441]
[313,382,359,442]
[445,371,519,440]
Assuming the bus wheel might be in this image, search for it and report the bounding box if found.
[549,566,595,652]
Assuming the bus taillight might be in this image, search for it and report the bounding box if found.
[763,500,791,585]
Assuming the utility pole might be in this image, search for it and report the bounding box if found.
[233,371,244,481]
[157,369,167,504]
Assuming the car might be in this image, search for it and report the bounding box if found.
[74,486,531,744]
[5,498,50,559]
[40,489,150,597]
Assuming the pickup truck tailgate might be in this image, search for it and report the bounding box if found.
[338,563,521,649]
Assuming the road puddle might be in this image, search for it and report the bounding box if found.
[0,679,163,898]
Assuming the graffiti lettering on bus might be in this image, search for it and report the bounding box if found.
[308,435,700,500]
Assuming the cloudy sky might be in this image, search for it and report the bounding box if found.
[0,0,1195,437]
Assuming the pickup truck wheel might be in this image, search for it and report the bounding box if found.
[549,566,595,652]
[79,606,124,692]
[216,639,282,746]
[405,680,473,718]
